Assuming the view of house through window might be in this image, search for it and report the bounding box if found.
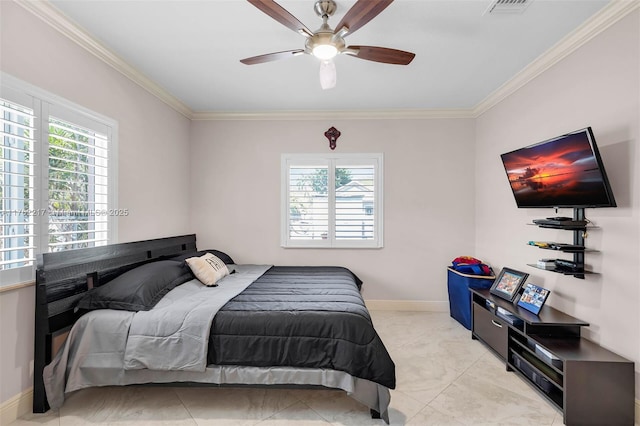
[282,154,383,248]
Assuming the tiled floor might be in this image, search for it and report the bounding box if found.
[12,311,568,425]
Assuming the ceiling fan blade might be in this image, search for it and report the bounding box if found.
[346,45,415,65]
[240,49,305,65]
[333,0,394,37]
[247,0,313,36]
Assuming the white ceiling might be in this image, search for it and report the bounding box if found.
[48,0,610,113]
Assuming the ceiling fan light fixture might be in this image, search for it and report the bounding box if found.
[312,44,338,60]
[241,0,416,83]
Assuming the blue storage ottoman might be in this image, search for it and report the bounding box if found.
[447,267,495,330]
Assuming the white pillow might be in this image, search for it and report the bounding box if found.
[185,253,229,286]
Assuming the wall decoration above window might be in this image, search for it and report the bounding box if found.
[324,126,341,150]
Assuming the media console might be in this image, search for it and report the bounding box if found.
[471,288,634,425]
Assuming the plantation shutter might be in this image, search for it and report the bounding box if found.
[282,154,383,248]
[0,98,36,278]
[287,163,330,242]
[334,164,376,241]
[47,115,109,251]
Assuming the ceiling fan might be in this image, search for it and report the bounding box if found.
[240,0,416,89]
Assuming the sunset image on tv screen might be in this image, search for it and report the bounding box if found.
[501,132,611,207]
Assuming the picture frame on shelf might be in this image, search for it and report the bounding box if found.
[518,283,551,315]
[490,267,529,302]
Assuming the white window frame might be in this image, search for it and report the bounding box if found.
[281,153,383,248]
[0,73,118,288]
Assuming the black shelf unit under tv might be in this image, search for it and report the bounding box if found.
[470,288,634,425]
[528,207,592,279]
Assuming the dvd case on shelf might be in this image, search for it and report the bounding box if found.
[496,307,524,326]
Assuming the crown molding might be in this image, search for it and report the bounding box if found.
[191,108,475,121]
[473,0,640,117]
[14,0,193,119]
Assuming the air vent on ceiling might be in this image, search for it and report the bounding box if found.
[484,0,531,14]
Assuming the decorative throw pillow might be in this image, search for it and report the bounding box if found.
[185,253,230,286]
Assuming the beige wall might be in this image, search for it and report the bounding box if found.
[0,2,192,403]
[190,118,477,301]
[475,10,640,395]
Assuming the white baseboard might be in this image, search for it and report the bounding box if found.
[0,387,33,425]
[364,299,449,312]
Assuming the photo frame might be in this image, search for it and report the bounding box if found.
[490,267,529,302]
[517,283,551,315]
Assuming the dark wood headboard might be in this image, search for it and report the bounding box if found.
[33,234,197,412]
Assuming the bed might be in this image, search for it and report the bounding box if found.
[34,234,395,423]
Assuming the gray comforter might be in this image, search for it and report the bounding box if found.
[124,264,270,371]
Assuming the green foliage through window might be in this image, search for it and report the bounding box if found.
[306,168,352,194]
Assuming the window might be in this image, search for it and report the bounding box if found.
[47,115,110,251]
[1,75,117,287]
[281,153,383,248]
[0,99,35,278]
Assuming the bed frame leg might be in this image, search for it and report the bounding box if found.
[33,278,50,413]
[370,409,381,419]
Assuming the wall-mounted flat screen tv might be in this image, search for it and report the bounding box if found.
[500,127,616,208]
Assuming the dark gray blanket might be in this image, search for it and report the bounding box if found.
[207,266,396,389]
